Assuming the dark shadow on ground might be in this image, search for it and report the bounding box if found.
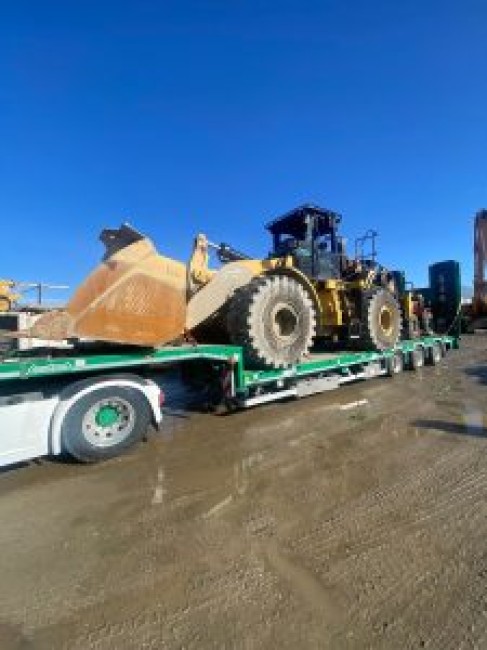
[0,460,33,475]
[465,365,487,386]
[413,419,486,439]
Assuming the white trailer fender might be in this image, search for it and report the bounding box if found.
[50,375,162,455]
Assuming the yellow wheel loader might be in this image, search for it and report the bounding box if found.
[28,205,403,368]
[0,280,20,312]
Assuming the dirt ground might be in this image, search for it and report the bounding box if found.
[1,336,486,649]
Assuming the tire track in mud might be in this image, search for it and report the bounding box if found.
[289,442,485,551]
[384,545,487,650]
[217,364,487,647]
[257,540,347,622]
[282,433,487,648]
[348,503,487,641]
[290,445,485,569]
[31,545,282,650]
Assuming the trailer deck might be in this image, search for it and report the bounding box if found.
[0,335,458,467]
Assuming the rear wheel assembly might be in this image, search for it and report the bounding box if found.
[61,386,152,462]
[359,289,402,351]
[226,274,316,368]
[386,351,404,376]
[427,342,442,365]
[410,345,425,370]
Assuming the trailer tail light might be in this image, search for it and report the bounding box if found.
[158,389,165,407]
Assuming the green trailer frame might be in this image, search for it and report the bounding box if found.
[0,335,458,397]
[0,335,458,467]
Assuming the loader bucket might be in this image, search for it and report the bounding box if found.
[28,225,188,347]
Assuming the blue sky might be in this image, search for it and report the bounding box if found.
[1,0,486,302]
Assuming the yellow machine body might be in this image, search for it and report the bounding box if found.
[0,280,20,312]
[26,233,370,346]
[25,218,395,351]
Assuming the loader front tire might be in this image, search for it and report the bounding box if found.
[227,274,316,369]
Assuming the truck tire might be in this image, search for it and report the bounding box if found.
[60,386,152,462]
[386,350,404,376]
[427,342,442,365]
[409,345,425,370]
[227,274,316,368]
[360,289,402,351]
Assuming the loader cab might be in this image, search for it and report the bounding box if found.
[266,204,344,280]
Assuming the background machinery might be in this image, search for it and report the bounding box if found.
[0,280,20,312]
[457,209,486,332]
[0,281,70,353]
[474,209,487,314]
[0,280,68,313]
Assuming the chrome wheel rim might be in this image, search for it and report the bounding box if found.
[81,397,135,447]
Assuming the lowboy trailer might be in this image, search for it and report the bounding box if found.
[0,335,458,467]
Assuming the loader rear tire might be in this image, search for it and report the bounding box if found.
[227,274,316,369]
[360,289,402,351]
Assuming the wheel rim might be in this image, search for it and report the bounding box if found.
[379,306,394,336]
[82,397,136,448]
[270,303,299,343]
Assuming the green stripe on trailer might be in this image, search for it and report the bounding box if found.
[242,336,458,387]
[0,344,243,382]
[0,335,459,469]
[0,336,457,392]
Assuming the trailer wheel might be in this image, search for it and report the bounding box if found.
[427,343,442,365]
[410,346,425,370]
[386,351,404,376]
[61,386,152,462]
